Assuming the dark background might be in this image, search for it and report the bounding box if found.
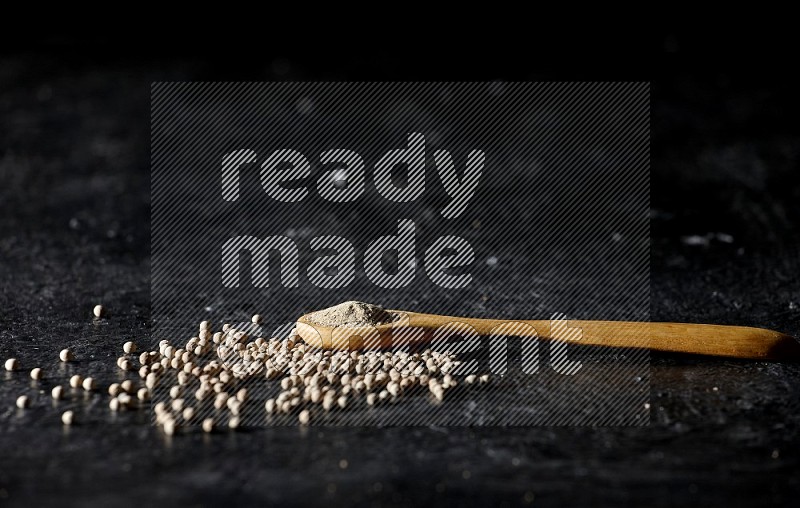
[1,29,799,506]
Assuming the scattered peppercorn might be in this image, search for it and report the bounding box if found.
[59,349,74,362]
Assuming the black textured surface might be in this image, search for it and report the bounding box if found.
[1,55,800,507]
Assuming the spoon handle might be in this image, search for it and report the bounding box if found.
[398,313,800,360]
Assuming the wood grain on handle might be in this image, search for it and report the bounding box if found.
[295,311,800,360]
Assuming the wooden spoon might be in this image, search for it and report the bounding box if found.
[295,309,800,360]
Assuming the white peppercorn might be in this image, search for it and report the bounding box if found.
[163,419,177,436]
[16,395,30,408]
[182,406,195,421]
